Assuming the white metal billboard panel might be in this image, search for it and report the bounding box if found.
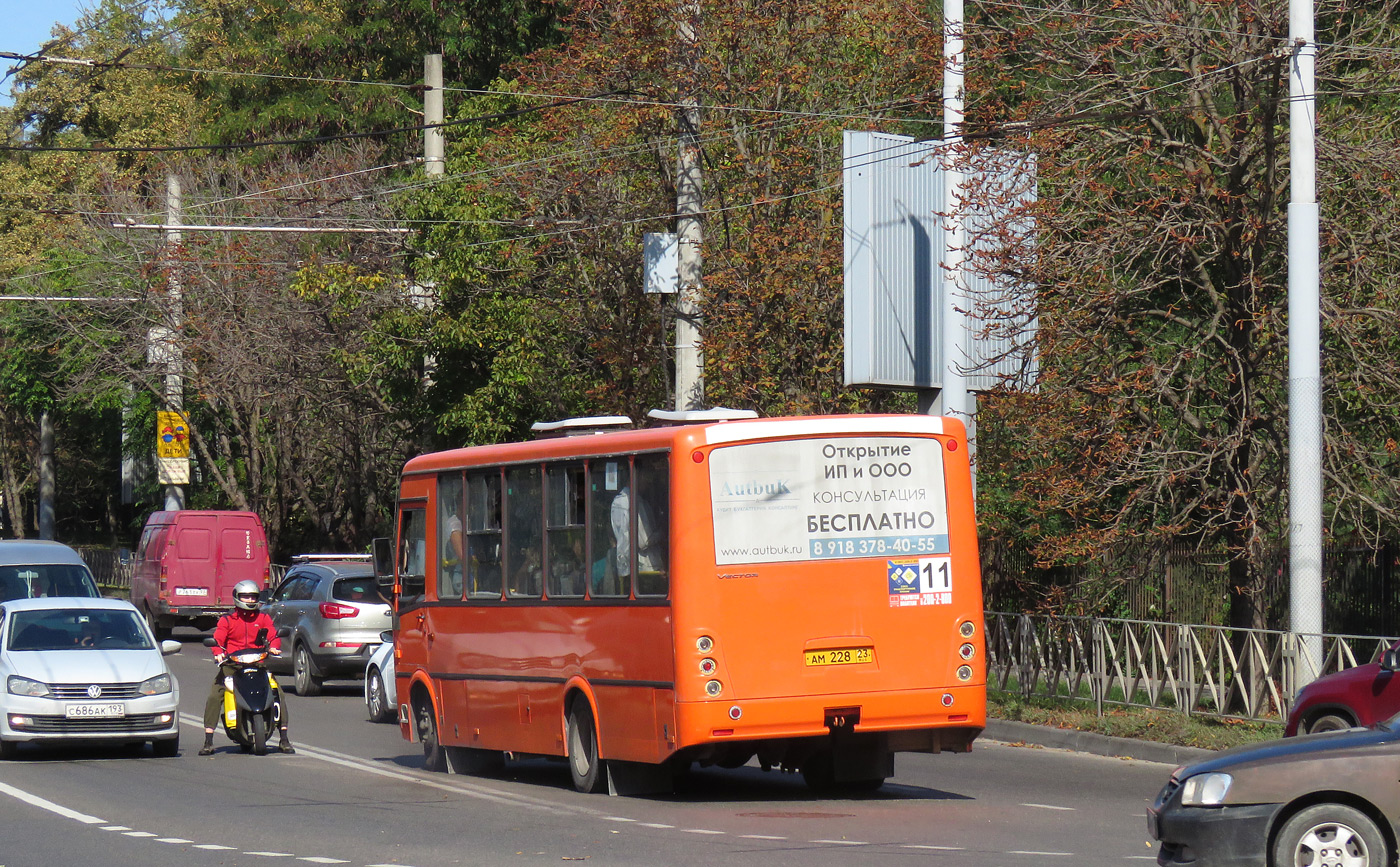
[843,131,1037,392]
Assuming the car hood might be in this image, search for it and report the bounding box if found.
[5,649,171,685]
[1183,724,1400,777]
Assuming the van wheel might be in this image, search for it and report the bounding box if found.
[144,607,169,642]
[293,644,323,696]
[566,698,607,793]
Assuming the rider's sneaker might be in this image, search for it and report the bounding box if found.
[278,740,296,754]
[198,744,215,756]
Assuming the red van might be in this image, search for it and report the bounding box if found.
[131,510,271,638]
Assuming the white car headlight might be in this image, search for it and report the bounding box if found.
[1180,772,1233,806]
[7,675,51,697]
[138,674,172,696]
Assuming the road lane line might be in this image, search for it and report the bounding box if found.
[246,852,295,857]
[157,838,194,844]
[297,858,349,864]
[0,781,105,824]
[683,829,726,835]
[123,831,158,837]
[740,835,787,841]
[1022,803,1076,811]
[1008,851,1073,856]
[194,844,237,850]
[902,845,965,851]
[811,840,868,845]
[176,714,575,813]
[101,825,132,831]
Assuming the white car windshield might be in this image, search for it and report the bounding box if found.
[7,609,154,652]
[0,564,101,600]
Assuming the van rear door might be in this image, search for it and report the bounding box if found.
[218,516,270,598]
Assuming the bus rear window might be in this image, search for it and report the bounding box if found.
[708,436,949,565]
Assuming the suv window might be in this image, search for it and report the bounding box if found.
[333,577,386,604]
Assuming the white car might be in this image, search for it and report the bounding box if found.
[1,597,182,758]
[364,629,396,723]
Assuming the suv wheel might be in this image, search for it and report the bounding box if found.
[293,644,324,696]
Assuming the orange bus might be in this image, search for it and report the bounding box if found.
[386,412,985,794]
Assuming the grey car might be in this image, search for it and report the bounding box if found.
[1148,709,1400,867]
[264,556,392,696]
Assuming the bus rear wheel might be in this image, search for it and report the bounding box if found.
[566,699,607,794]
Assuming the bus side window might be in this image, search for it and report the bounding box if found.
[633,453,670,597]
[546,464,586,599]
[588,460,628,598]
[438,472,465,600]
[505,466,543,599]
[398,507,427,602]
[466,472,503,599]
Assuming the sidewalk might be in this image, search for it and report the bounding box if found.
[983,718,1218,766]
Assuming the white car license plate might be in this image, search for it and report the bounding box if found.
[65,703,125,719]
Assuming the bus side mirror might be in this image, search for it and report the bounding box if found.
[372,537,394,589]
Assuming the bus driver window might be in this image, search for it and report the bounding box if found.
[398,507,427,601]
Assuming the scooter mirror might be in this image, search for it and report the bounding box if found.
[203,637,217,648]
[255,627,268,647]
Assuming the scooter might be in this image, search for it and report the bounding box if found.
[202,629,283,755]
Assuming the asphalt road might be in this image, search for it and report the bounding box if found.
[0,632,1173,867]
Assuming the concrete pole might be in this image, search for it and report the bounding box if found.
[164,171,185,511]
[1288,0,1324,683]
[424,54,445,176]
[937,0,968,424]
[674,0,704,411]
[38,409,54,539]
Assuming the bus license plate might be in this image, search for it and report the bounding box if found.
[804,647,873,667]
[66,703,125,719]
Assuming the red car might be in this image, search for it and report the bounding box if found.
[1285,643,1400,736]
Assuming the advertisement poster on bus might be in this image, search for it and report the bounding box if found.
[708,436,949,565]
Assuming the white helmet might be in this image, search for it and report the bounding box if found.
[232,580,261,611]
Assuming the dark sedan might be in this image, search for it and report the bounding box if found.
[1148,722,1400,866]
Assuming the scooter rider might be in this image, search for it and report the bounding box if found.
[200,580,295,755]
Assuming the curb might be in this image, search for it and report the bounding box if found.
[983,718,1217,766]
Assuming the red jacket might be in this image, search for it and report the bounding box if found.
[212,609,281,658]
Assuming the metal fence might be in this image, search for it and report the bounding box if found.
[987,611,1400,722]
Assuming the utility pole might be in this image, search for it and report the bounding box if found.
[162,171,186,511]
[674,0,704,411]
[1288,0,1324,684]
[931,0,968,426]
[424,54,445,177]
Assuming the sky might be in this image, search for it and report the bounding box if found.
[1,1,89,105]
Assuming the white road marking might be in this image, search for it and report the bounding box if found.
[123,831,157,837]
[1022,803,1076,811]
[1009,851,1073,856]
[683,829,726,835]
[604,816,637,822]
[297,858,349,864]
[0,781,107,825]
[194,844,237,850]
[638,822,674,829]
[740,835,787,840]
[101,825,132,831]
[903,845,966,851]
[812,839,867,845]
[157,838,194,844]
[246,852,295,857]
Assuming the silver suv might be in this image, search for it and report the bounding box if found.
[264,556,391,695]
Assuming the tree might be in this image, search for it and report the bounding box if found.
[971,0,1400,629]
